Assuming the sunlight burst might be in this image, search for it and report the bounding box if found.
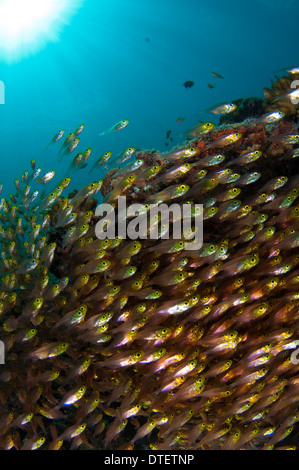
[0,0,84,62]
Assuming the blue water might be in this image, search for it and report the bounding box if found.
[0,0,298,197]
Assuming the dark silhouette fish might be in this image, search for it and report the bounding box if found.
[212,72,224,79]
[183,81,194,89]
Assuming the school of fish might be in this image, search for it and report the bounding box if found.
[0,71,298,450]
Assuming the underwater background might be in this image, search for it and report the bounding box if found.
[0,0,299,452]
[0,0,298,197]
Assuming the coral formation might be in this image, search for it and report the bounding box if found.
[0,73,298,451]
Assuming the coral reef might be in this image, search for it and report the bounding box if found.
[0,73,298,451]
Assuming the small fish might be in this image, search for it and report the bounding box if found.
[270,134,299,144]
[160,163,192,181]
[183,80,194,88]
[60,422,87,441]
[67,153,83,174]
[227,150,262,166]
[147,183,190,203]
[45,129,65,150]
[237,171,261,185]
[21,436,46,450]
[99,119,129,136]
[74,123,85,136]
[59,132,76,153]
[59,385,86,407]
[88,151,112,174]
[180,122,215,138]
[255,111,285,124]
[211,72,224,79]
[67,137,80,154]
[207,83,215,88]
[131,419,156,444]
[160,146,198,162]
[205,102,237,115]
[166,129,172,139]
[104,418,127,446]
[36,170,55,184]
[287,66,299,74]
[206,132,242,149]
[79,148,92,168]
[176,117,186,122]
[195,154,225,167]
[115,147,136,164]
[29,342,69,360]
